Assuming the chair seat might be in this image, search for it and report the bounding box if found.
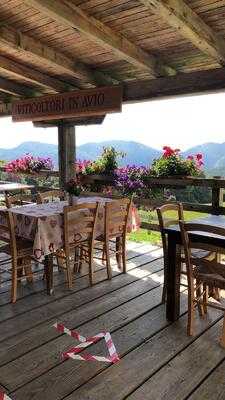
[180,249,214,261]
[194,265,225,289]
[0,239,33,258]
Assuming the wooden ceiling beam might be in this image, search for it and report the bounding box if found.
[123,68,225,102]
[140,0,225,65]
[24,0,176,77]
[2,68,225,117]
[0,76,38,97]
[0,102,12,117]
[0,55,74,93]
[0,26,116,87]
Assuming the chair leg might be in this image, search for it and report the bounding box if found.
[203,283,208,315]
[187,283,195,336]
[74,247,80,273]
[220,312,225,348]
[11,260,18,303]
[196,279,204,317]
[116,237,122,270]
[89,243,94,286]
[105,240,112,280]
[122,237,127,274]
[161,257,167,304]
[25,259,33,283]
[65,257,73,289]
[102,243,106,265]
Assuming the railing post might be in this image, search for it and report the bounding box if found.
[212,184,223,215]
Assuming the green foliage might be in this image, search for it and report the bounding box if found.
[151,155,201,177]
[85,147,124,175]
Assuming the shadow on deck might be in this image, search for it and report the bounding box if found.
[0,241,224,400]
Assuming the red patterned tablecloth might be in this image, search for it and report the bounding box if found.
[9,197,140,260]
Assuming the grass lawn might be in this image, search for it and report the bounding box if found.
[128,209,208,245]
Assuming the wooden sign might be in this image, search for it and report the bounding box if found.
[12,86,122,122]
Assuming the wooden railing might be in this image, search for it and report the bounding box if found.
[0,168,224,231]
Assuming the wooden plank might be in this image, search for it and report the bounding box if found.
[62,311,223,400]
[141,0,225,65]
[188,360,225,400]
[24,0,175,77]
[33,115,106,127]
[0,271,163,389]
[0,253,163,338]
[0,77,38,97]
[127,323,225,399]
[123,68,225,103]
[3,67,225,117]
[12,86,122,122]
[0,55,71,93]
[0,102,12,116]
[0,25,116,87]
[0,245,161,306]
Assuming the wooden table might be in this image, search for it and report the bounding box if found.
[9,198,140,295]
[165,215,225,322]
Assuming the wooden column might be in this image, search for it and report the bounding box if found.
[58,122,75,189]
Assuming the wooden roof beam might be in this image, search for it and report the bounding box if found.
[1,67,225,117]
[140,0,225,65]
[0,26,116,87]
[0,77,38,97]
[123,68,225,102]
[0,55,75,93]
[25,0,176,77]
[0,101,12,117]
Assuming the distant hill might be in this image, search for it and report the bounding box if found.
[0,140,161,167]
[1,140,225,175]
[77,140,161,166]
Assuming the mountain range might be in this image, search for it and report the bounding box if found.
[1,140,225,175]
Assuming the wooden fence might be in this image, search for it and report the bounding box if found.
[1,167,224,232]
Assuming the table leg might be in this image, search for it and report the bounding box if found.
[166,233,181,321]
[44,254,54,295]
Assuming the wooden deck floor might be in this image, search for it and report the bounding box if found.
[0,242,225,400]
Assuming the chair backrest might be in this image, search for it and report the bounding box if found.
[105,197,132,239]
[0,209,17,257]
[156,203,184,256]
[80,191,107,198]
[37,190,65,204]
[179,221,225,284]
[5,192,35,208]
[63,202,100,253]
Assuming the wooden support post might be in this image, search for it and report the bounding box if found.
[58,122,75,189]
[212,186,223,215]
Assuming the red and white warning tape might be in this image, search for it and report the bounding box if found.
[0,392,11,400]
[53,322,120,364]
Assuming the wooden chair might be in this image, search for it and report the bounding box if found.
[179,221,225,346]
[157,203,184,303]
[37,189,65,204]
[0,209,34,303]
[5,192,35,208]
[56,202,100,287]
[157,203,214,304]
[96,197,133,276]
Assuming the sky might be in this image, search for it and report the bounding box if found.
[1,92,225,151]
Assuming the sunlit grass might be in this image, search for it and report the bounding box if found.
[128,209,208,244]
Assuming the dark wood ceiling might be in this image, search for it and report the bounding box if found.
[0,0,225,116]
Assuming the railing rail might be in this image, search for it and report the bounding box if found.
[0,168,224,231]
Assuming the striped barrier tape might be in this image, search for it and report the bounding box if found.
[0,392,11,400]
[53,322,120,364]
